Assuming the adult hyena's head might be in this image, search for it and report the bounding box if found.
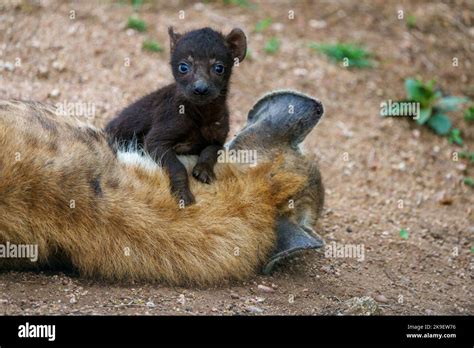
[227,91,325,251]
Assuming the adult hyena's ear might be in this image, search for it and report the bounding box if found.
[225,28,247,63]
[168,26,183,54]
[229,90,324,150]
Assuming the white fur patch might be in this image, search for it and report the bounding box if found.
[117,150,199,175]
[117,150,161,174]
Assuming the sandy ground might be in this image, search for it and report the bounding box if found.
[0,0,473,315]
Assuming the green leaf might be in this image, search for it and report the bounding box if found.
[404,78,440,108]
[436,96,468,112]
[464,177,474,187]
[224,0,254,8]
[309,42,374,68]
[131,0,144,10]
[448,128,463,146]
[415,107,431,125]
[264,37,280,54]
[399,228,409,240]
[142,39,163,53]
[406,14,417,28]
[255,18,272,32]
[459,151,474,163]
[427,113,452,135]
[405,79,422,101]
[464,106,474,122]
[127,16,147,32]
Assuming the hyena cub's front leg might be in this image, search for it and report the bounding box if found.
[192,144,221,184]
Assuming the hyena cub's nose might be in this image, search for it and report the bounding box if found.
[193,80,209,95]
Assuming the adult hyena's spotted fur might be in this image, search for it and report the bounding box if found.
[0,93,323,285]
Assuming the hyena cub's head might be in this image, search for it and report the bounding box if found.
[227,90,325,231]
[168,26,247,105]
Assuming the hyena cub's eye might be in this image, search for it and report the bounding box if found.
[212,63,225,75]
[178,63,190,74]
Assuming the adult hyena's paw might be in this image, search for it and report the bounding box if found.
[192,163,216,184]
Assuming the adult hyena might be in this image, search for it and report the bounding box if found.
[0,91,324,285]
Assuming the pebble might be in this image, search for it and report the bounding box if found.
[230,292,240,299]
[374,294,388,303]
[48,89,60,98]
[146,301,156,308]
[308,19,327,29]
[37,66,49,79]
[177,294,186,305]
[257,284,274,293]
[246,305,263,314]
[52,60,66,72]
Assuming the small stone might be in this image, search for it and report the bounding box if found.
[271,23,284,31]
[48,89,60,98]
[246,305,263,313]
[321,265,332,273]
[374,294,388,303]
[309,19,327,29]
[52,60,65,72]
[257,284,274,293]
[177,294,186,305]
[69,295,77,304]
[4,61,14,71]
[37,66,49,78]
[146,301,156,308]
[293,68,308,77]
[193,2,205,11]
[342,296,380,315]
[230,292,240,299]
[434,191,453,205]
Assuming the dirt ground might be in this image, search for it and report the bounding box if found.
[0,0,473,315]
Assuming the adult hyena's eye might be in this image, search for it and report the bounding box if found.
[178,63,190,74]
[212,63,225,75]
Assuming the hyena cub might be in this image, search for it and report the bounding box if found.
[105,27,247,206]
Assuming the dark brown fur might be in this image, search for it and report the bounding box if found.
[105,27,247,206]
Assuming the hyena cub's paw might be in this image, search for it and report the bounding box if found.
[192,163,216,184]
[176,187,196,206]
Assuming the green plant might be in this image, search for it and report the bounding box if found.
[463,177,474,187]
[406,14,417,29]
[142,39,163,53]
[309,42,374,68]
[127,16,147,32]
[245,47,253,60]
[399,228,409,240]
[264,37,280,54]
[404,78,468,135]
[131,0,143,10]
[448,128,463,146]
[459,150,474,163]
[255,18,272,32]
[465,106,474,122]
[223,0,253,8]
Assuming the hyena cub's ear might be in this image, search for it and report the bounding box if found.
[225,28,247,63]
[168,26,183,54]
